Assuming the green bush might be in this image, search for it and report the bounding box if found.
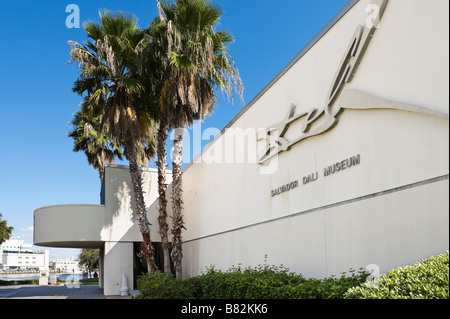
[136,264,369,299]
[345,252,449,299]
[135,271,192,299]
[135,253,449,299]
[185,264,307,299]
[0,279,39,286]
[185,264,369,299]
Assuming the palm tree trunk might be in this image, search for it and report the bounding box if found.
[171,128,185,279]
[99,167,104,185]
[126,140,156,274]
[157,119,172,274]
[99,168,105,204]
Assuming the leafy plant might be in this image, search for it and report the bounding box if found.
[136,263,369,299]
[135,253,449,299]
[135,271,191,299]
[345,252,449,299]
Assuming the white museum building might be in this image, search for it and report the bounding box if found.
[34,0,449,296]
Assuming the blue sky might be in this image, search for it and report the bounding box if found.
[0,0,348,258]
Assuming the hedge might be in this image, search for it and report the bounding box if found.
[345,251,449,299]
[136,271,192,299]
[136,252,449,299]
[0,279,39,286]
[136,264,369,299]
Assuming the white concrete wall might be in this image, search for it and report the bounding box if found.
[101,165,173,296]
[103,242,133,296]
[34,204,105,248]
[101,165,173,244]
[183,178,449,278]
[180,0,449,279]
[346,0,449,115]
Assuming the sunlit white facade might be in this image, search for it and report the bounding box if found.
[34,0,449,296]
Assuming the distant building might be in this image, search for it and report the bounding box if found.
[0,237,32,253]
[50,258,82,273]
[0,238,49,271]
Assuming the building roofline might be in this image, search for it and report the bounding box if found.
[105,163,172,174]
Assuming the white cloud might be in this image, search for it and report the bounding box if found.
[19,226,34,233]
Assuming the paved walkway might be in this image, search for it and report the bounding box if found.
[0,284,107,299]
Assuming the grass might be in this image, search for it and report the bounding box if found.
[79,278,99,285]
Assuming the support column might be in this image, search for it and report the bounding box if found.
[103,242,134,296]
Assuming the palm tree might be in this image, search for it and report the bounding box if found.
[68,10,158,274]
[68,99,123,184]
[134,21,174,274]
[156,0,244,279]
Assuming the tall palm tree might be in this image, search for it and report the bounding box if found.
[156,0,244,279]
[139,14,174,275]
[133,20,174,274]
[68,11,158,274]
[68,99,123,184]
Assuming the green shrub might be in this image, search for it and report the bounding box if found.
[186,264,369,299]
[345,252,449,299]
[136,264,369,299]
[136,253,449,299]
[0,279,39,286]
[135,271,191,299]
[185,264,308,299]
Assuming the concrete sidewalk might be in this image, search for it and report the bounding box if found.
[0,284,107,299]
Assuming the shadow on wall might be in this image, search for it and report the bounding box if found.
[99,165,175,290]
[100,167,162,242]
